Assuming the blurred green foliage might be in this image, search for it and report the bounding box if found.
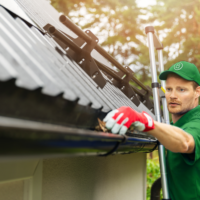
[50,0,200,86]
[50,0,151,83]
[149,0,200,70]
[146,156,162,200]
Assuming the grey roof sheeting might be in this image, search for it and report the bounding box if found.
[0,4,154,116]
[0,1,157,141]
[0,0,35,25]
[15,0,155,116]
[0,7,103,109]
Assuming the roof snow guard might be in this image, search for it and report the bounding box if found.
[0,1,157,158]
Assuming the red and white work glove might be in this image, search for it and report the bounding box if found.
[103,106,155,135]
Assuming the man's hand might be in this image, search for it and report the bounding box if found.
[103,106,155,135]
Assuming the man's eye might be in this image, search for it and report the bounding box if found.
[180,89,185,92]
[166,88,171,91]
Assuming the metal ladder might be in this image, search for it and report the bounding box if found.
[145,26,171,200]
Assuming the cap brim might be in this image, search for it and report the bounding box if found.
[159,71,193,81]
[159,71,171,80]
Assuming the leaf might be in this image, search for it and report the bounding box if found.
[98,118,108,132]
[95,118,109,132]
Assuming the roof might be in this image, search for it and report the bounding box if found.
[0,1,157,157]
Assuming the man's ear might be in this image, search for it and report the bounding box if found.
[195,86,200,99]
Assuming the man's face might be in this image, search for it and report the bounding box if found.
[165,74,197,115]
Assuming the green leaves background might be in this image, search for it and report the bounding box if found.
[51,0,200,85]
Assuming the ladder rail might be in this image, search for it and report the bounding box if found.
[145,26,170,200]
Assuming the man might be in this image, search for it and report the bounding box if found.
[103,61,200,200]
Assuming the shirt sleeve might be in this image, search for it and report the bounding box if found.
[181,127,200,165]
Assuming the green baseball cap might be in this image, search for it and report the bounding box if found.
[159,61,200,85]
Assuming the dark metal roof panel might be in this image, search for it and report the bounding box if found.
[28,26,118,111]
[15,0,78,36]
[0,53,18,81]
[15,0,118,71]
[0,33,44,90]
[0,3,156,115]
[0,7,107,109]
[28,28,114,111]
[0,2,158,156]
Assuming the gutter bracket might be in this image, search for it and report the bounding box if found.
[99,135,127,156]
[120,73,141,106]
[143,86,154,112]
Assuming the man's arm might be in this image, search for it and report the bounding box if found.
[148,121,195,153]
[103,106,195,154]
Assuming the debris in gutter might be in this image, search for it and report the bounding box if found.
[95,118,135,133]
[95,118,108,132]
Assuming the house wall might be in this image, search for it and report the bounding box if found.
[0,180,24,200]
[0,153,146,200]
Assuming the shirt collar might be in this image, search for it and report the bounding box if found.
[172,105,200,127]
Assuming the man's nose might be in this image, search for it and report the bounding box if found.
[169,90,177,99]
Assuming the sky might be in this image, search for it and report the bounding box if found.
[0,0,158,26]
[136,0,156,7]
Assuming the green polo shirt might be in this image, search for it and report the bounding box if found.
[167,105,200,200]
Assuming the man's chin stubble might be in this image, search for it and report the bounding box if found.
[169,108,190,115]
